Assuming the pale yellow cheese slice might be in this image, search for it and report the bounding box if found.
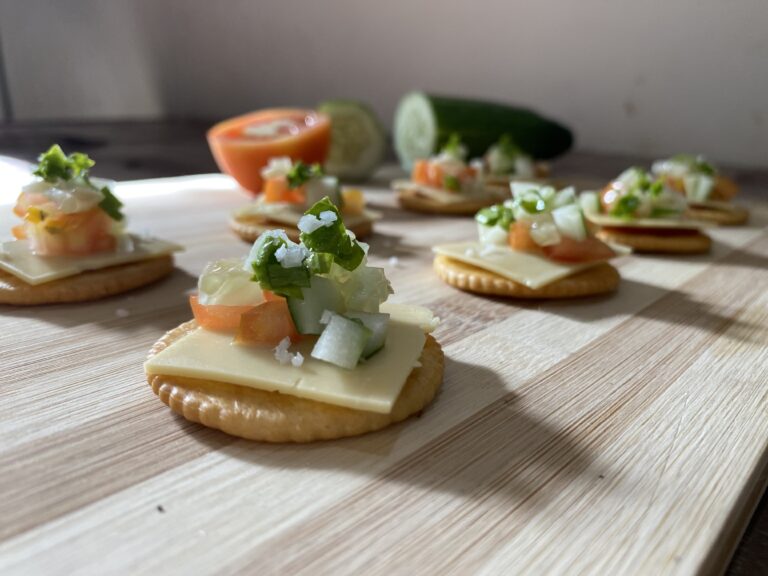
[585,213,712,229]
[433,241,598,289]
[0,235,183,285]
[234,201,380,227]
[144,303,432,414]
[392,180,507,205]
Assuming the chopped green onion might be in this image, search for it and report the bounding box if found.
[611,195,641,217]
[286,161,323,189]
[299,197,365,271]
[98,186,125,221]
[443,175,460,191]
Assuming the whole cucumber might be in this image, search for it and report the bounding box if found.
[394,92,574,169]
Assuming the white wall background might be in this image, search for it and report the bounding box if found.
[1,0,767,167]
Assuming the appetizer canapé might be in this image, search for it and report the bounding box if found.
[0,146,181,305]
[392,135,509,215]
[146,198,443,442]
[433,182,621,298]
[230,157,378,243]
[651,154,747,225]
[478,135,549,187]
[584,167,712,254]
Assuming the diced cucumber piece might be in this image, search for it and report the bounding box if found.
[552,186,576,208]
[579,191,600,215]
[287,276,345,334]
[305,176,342,207]
[552,203,587,241]
[477,223,509,246]
[332,265,393,313]
[311,312,371,369]
[393,92,574,170]
[345,311,390,358]
[318,100,387,181]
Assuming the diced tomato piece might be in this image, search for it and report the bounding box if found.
[235,299,300,346]
[25,208,117,256]
[263,176,305,204]
[263,290,282,302]
[189,294,255,332]
[11,224,26,240]
[543,236,617,263]
[508,221,545,256]
[411,160,431,185]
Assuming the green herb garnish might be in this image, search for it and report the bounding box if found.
[249,232,311,299]
[497,134,522,158]
[299,197,365,271]
[32,144,125,222]
[476,204,515,230]
[286,161,323,189]
[440,133,464,157]
[611,195,641,217]
[443,175,460,191]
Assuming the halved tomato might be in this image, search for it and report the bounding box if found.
[207,108,331,194]
[189,294,254,332]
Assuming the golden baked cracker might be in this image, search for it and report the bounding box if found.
[595,229,711,254]
[397,190,500,216]
[433,254,620,299]
[686,205,749,226]
[0,255,174,306]
[147,321,444,443]
[230,216,373,244]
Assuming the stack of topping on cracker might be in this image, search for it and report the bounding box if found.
[477,134,549,187]
[651,154,748,226]
[230,157,379,243]
[145,197,443,443]
[0,145,182,305]
[582,167,713,254]
[392,134,511,215]
[433,182,621,298]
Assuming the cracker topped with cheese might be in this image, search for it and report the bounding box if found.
[433,182,621,299]
[0,145,182,305]
[651,154,748,226]
[230,157,379,243]
[146,197,443,442]
[392,134,511,215]
[582,167,713,253]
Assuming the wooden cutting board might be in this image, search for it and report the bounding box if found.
[0,173,766,575]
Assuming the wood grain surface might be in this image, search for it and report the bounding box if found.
[0,168,766,576]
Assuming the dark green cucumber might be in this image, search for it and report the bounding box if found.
[393,92,573,168]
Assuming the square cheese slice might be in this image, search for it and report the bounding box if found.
[0,235,183,285]
[392,180,505,205]
[433,241,597,289]
[144,303,432,414]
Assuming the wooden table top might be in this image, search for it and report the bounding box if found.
[0,150,767,575]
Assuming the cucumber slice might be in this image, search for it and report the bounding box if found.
[317,100,386,181]
[345,311,390,358]
[311,312,371,369]
[552,203,587,241]
[393,92,574,169]
[287,276,345,334]
[332,265,393,313]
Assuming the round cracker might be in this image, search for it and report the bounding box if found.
[230,216,373,244]
[0,255,174,306]
[146,321,444,443]
[433,254,620,299]
[595,229,711,254]
[686,205,749,226]
[397,191,502,216]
